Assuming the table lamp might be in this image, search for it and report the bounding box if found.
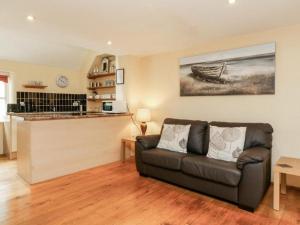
[136,108,151,135]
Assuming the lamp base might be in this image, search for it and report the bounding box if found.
[140,122,147,136]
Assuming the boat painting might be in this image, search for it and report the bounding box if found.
[191,63,226,82]
[180,43,276,96]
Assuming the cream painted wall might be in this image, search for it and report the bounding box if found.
[118,56,143,111]
[0,59,87,103]
[135,24,300,187]
[118,55,143,136]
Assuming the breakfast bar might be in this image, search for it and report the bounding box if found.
[15,112,132,184]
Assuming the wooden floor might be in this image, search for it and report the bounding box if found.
[0,157,300,225]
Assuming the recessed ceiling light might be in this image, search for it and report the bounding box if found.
[107,40,112,45]
[228,0,236,4]
[26,15,35,21]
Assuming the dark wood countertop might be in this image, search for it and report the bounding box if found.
[9,112,133,121]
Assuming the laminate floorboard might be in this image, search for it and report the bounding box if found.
[0,158,299,225]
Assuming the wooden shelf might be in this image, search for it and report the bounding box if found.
[87,73,115,79]
[87,55,116,106]
[23,85,48,89]
[87,98,116,101]
[87,86,116,90]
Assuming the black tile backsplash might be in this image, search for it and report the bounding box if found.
[16,92,87,113]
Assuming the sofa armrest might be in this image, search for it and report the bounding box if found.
[135,135,160,174]
[237,147,271,210]
[136,135,160,150]
[237,147,270,170]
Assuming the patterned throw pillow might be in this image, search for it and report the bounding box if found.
[157,124,191,153]
[207,126,247,162]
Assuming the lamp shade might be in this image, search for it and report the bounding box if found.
[136,108,151,123]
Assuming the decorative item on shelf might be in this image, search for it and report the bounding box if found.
[136,108,151,136]
[31,80,42,86]
[111,93,116,99]
[116,68,124,84]
[101,57,109,73]
[28,80,42,86]
[93,66,99,74]
[100,94,113,100]
[104,80,115,87]
[23,80,48,89]
[88,81,102,89]
[87,94,101,101]
[109,63,115,73]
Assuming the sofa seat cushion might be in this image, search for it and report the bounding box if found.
[182,155,241,186]
[141,148,187,170]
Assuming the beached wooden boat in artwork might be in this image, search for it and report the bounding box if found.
[191,63,226,82]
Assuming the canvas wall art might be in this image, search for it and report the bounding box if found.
[180,43,275,96]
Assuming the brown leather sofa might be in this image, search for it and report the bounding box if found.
[135,118,273,211]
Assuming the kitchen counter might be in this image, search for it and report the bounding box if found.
[16,112,132,184]
[9,112,132,121]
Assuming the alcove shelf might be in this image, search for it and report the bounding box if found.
[87,73,115,79]
[87,86,116,91]
[23,85,48,89]
[87,54,116,111]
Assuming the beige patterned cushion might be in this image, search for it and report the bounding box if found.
[157,124,191,153]
[207,126,246,162]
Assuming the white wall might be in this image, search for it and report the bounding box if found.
[0,123,3,154]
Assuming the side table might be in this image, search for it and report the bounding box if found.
[121,137,136,162]
[273,156,300,210]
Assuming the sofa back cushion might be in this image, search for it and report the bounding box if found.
[163,118,208,155]
[157,124,191,153]
[204,121,273,154]
[207,126,247,162]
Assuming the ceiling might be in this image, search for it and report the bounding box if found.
[1,0,300,69]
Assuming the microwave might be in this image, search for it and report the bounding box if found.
[102,100,127,113]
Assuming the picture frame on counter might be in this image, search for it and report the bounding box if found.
[116,69,125,84]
